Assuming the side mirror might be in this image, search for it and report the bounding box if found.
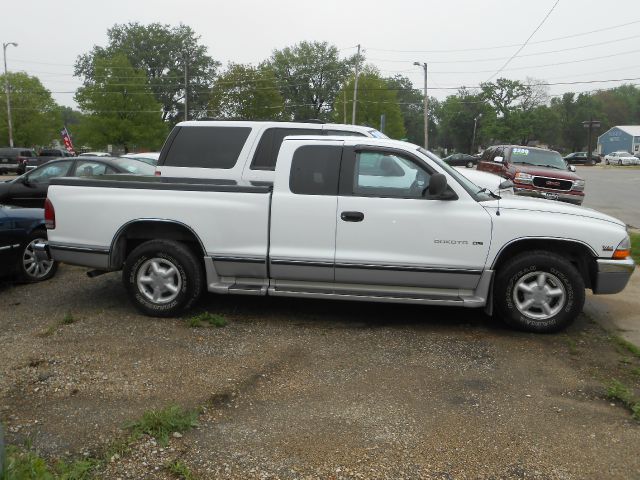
[426,173,456,200]
[569,165,576,172]
[499,179,513,190]
[493,156,504,163]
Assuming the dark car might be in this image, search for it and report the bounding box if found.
[563,152,600,165]
[477,145,585,205]
[442,153,478,168]
[25,148,75,172]
[0,147,37,175]
[0,156,156,208]
[0,204,57,282]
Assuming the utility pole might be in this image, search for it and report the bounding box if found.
[414,62,428,149]
[3,42,18,148]
[472,114,482,154]
[351,44,361,125]
[183,52,189,122]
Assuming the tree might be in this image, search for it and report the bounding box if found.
[334,67,405,139]
[0,72,61,147]
[74,54,167,152]
[209,64,284,120]
[384,75,426,144]
[75,22,219,124]
[268,41,354,121]
[434,88,492,153]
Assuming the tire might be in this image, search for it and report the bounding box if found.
[466,160,474,168]
[494,251,585,333]
[17,230,58,282]
[122,239,203,317]
[605,159,610,165]
[618,160,623,166]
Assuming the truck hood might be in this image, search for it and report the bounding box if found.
[483,196,626,227]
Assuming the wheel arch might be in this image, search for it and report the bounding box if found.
[109,219,206,270]
[491,237,597,289]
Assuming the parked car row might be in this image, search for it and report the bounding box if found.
[0,156,156,208]
[604,151,640,166]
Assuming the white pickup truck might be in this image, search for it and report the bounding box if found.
[40,134,635,333]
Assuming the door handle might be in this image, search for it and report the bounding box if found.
[340,211,364,222]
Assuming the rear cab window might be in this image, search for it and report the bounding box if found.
[162,126,252,169]
[251,128,320,171]
[289,145,341,195]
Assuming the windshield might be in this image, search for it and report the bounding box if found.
[509,147,566,169]
[110,158,156,175]
[416,147,493,202]
[368,129,389,139]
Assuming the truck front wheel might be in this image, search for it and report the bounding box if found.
[123,239,203,317]
[494,251,585,333]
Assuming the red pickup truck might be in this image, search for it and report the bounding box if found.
[477,145,585,205]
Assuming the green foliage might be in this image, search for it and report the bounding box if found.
[630,232,640,265]
[612,334,640,359]
[268,41,354,121]
[75,54,167,152]
[126,405,198,446]
[209,64,284,120]
[2,446,95,480]
[384,75,432,145]
[166,460,195,480]
[188,312,227,328]
[607,379,640,421]
[434,87,493,153]
[334,67,405,139]
[0,73,61,148]
[75,22,219,123]
[61,313,75,325]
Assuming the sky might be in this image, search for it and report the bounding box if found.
[3,0,640,109]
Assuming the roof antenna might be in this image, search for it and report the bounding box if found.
[496,179,501,216]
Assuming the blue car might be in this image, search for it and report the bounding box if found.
[0,205,57,282]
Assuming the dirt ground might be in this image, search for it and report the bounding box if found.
[1,264,639,479]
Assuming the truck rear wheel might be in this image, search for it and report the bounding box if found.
[494,251,585,333]
[123,239,203,317]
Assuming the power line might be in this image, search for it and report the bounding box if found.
[365,19,640,54]
[367,34,640,65]
[486,0,560,81]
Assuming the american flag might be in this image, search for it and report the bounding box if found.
[61,127,76,155]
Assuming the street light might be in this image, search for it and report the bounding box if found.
[414,61,428,150]
[3,42,18,148]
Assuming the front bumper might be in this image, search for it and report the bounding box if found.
[593,257,635,294]
[514,187,584,205]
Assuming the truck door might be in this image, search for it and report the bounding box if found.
[334,146,492,292]
[269,142,342,282]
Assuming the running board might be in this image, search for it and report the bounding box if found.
[269,287,486,307]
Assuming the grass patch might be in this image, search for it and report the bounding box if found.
[38,313,76,337]
[166,460,196,480]
[631,232,640,265]
[125,405,199,447]
[187,312,227,328]
[612,335,640,359]
[566,337,579,355]
[607,379,640,421]
[2,445,95,480]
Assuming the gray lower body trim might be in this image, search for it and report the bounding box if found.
[593,258,635,294]
[49,243,110,269]
[212,255,266,278]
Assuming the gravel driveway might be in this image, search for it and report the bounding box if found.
[1,265,639,479]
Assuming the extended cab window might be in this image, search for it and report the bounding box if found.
[164,126,251,169]
[251,128,319,170]
[352,151,430,199]
[289,145,341,195]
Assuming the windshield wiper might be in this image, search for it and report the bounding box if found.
[540,164,562,170]
[477,187,501,200]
